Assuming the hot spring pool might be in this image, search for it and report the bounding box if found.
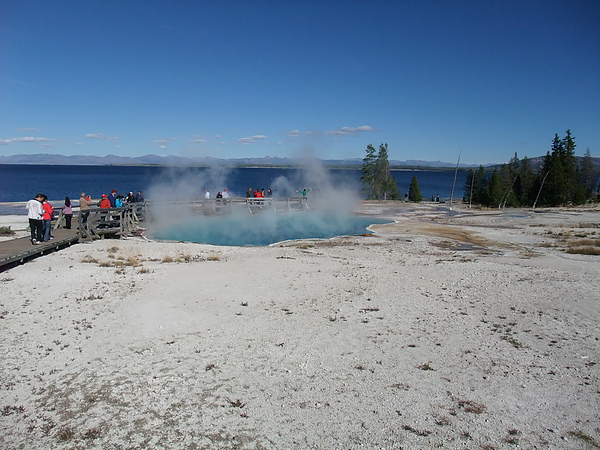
[150,211,390,246]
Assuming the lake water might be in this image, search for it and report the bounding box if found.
[0,164,467,213]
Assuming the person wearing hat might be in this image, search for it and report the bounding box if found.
[97,194,111,227]
[222,189,230,199]
[108,190,117,207]
[99,194,111,209]
[79,192,92,225]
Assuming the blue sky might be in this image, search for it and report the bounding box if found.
[1,0,598,164]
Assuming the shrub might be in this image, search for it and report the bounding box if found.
[0,226,15,236]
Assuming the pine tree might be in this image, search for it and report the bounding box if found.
[361,143,399,200]
[540,134,566,205]
[463,166,488,205]
[361,144,378,199]
[487,169,504,207]
[376,144,399,200]
[408,175,423,201]
[473,166,488,205]
[498,153,520,207]
[463,169,475,204]
[514,156,536,206]
[539,130,587,205]
[561,129,583,203]
[581,148,596,196]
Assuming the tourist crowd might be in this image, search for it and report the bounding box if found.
[26,189,145,245]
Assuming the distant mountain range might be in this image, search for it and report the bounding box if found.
[0,153,598,170]
[0,153,484,168]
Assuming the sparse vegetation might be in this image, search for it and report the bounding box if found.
[502,335,527,349]
[0,226,15,236]
[417,362,435,371]
[457,399,486,414]
[82,427,102,440]
[56,426,76,442]
[81,255,99,264]
[566,238,600,255]
[567,430,600,448]
[161,252,217,263]
[402,424,431,436]
[228,399,245,408]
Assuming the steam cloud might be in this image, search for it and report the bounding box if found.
[145,157,368,246]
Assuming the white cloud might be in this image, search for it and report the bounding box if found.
[190,135,206,143]
[325,125,375,136]
[287,130,301,137]
[0,136,54,145]
[238,134,267,144]
[85,133,118,141]
[17,127,38,133]
[153,137,177,146]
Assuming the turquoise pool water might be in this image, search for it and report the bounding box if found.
[151,211,389,246]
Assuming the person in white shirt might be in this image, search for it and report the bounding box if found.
[221,189,230,198]
[204,190,210,199]
[26,193,44,244]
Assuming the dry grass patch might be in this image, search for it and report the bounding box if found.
[456,399,486,414]
[567,430,600,448]
[566,237,600,255]
[569,238,600,247]
[0,226,15,236]
[81,255,99,264]
[567,246,600,255]
[161,252,219,263]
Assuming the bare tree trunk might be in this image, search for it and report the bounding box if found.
[533,171,550,209]
[449,151,461,211]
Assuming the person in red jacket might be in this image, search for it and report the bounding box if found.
[98,194,111,226]
[99,194,111,209]
[41,196,54,241]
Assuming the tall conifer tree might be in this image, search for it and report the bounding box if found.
[408,175,423,201]
[361,143,399,200]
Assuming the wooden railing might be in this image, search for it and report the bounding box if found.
[75,205,140,240]
[141,197,309,218]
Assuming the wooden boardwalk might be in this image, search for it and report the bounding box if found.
[0,226,80,273]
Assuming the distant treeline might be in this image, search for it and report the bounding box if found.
[463,130,598,208]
